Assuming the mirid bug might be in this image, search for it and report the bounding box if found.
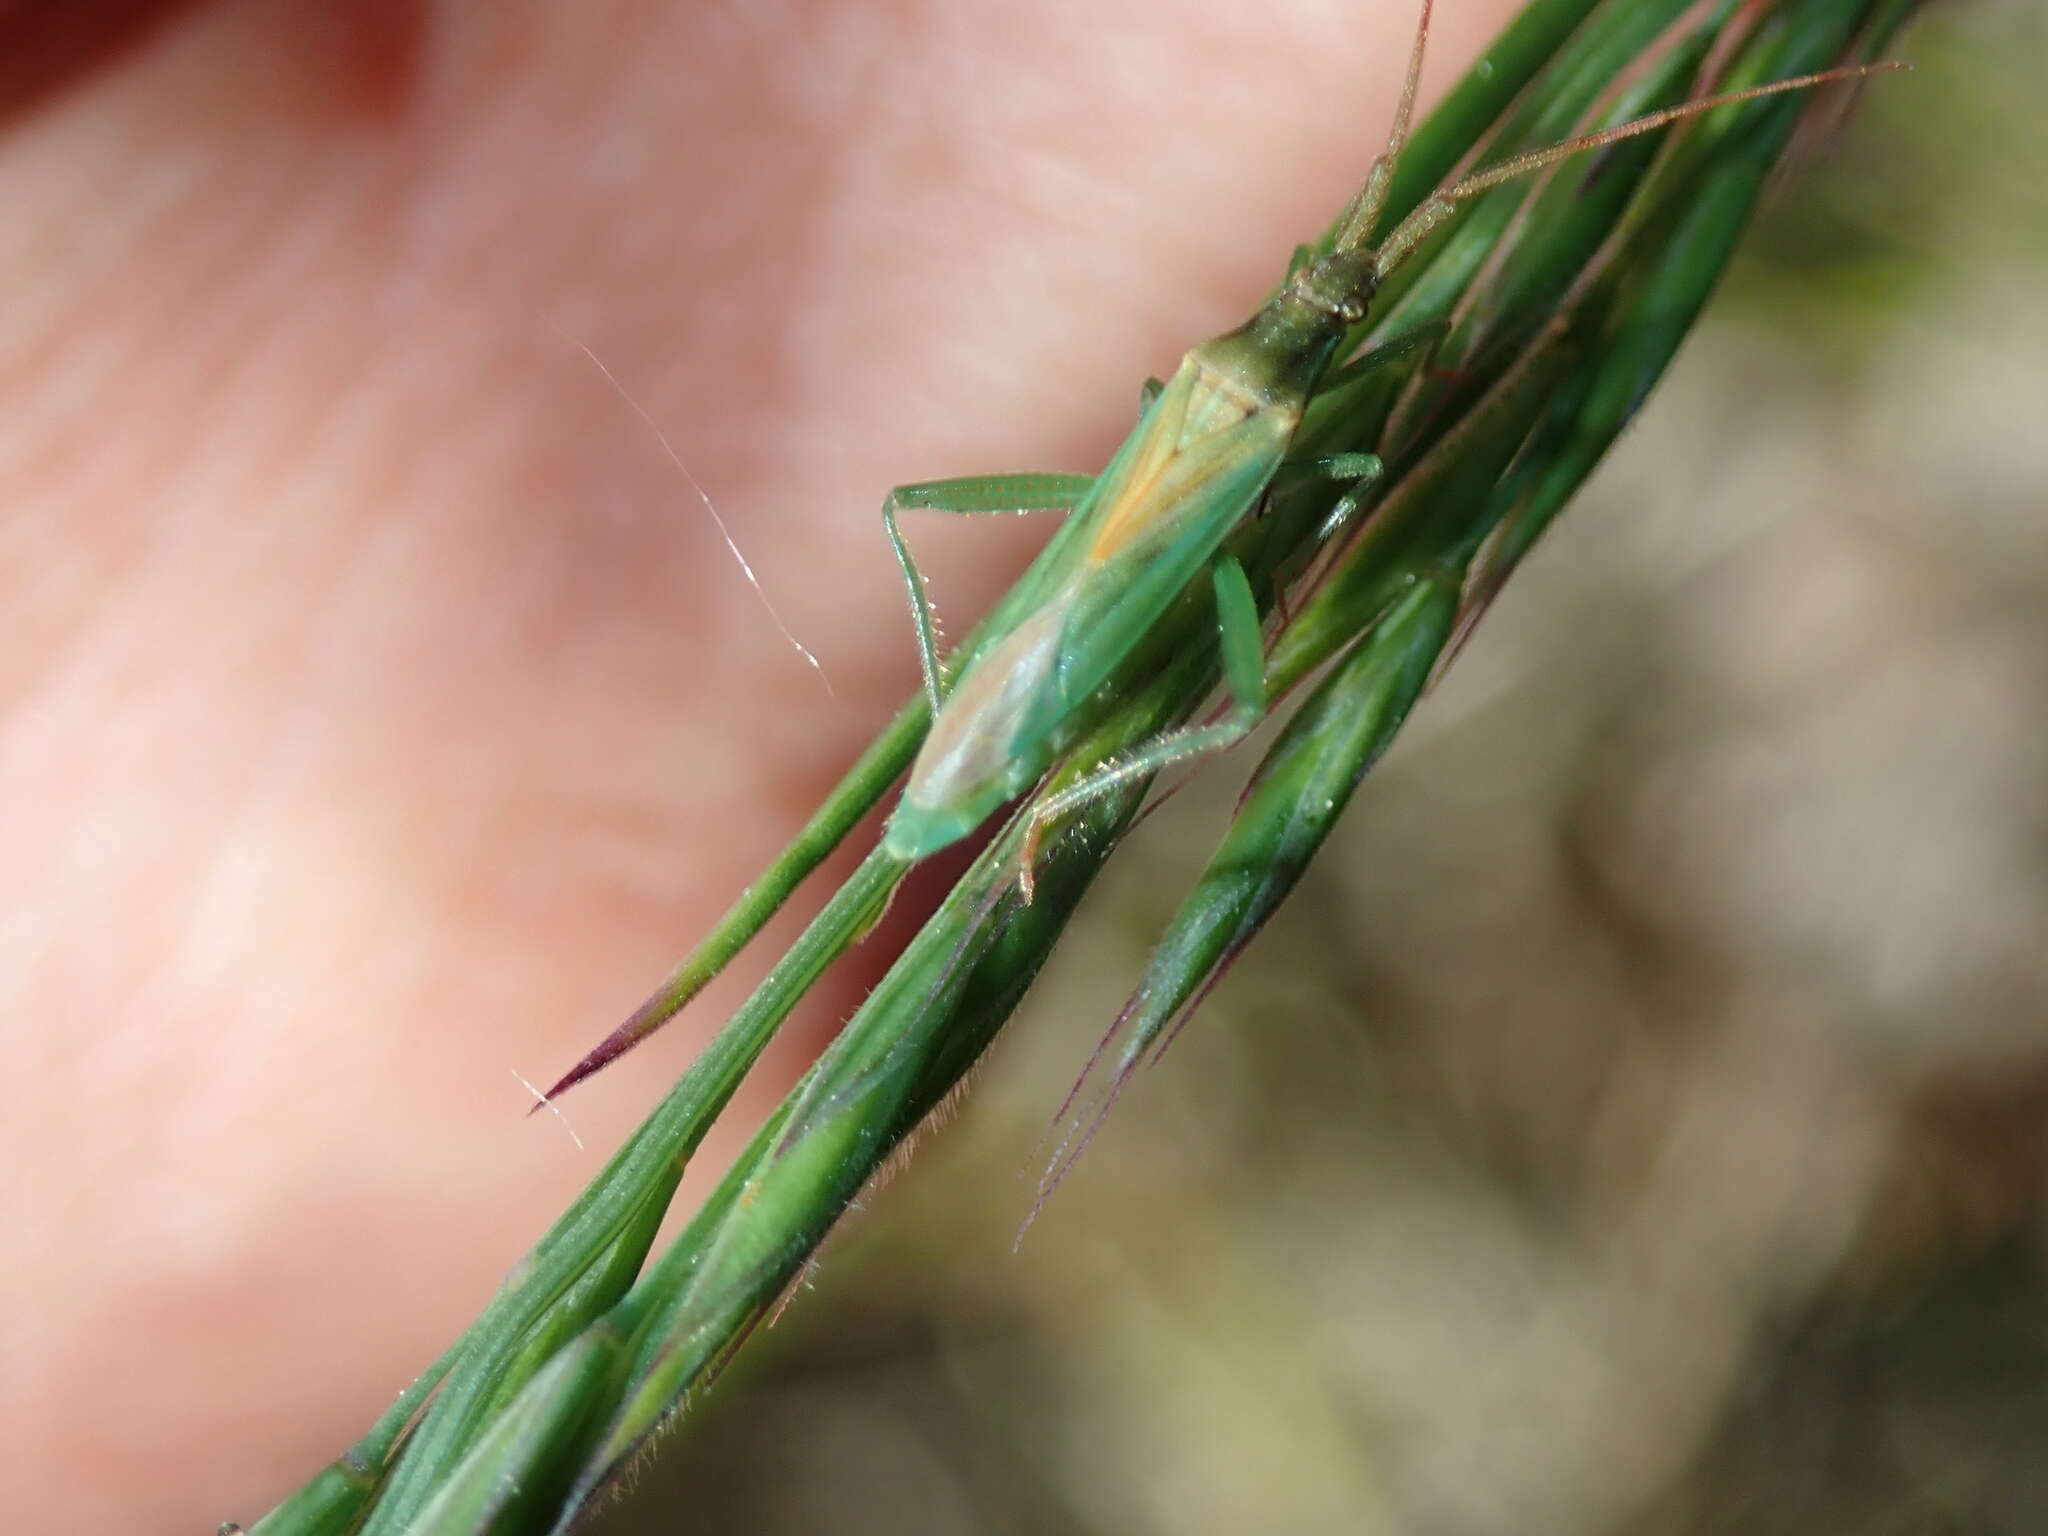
[542,0,1897,1102]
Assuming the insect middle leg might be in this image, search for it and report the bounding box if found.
[1016,552,1269,903]
[1283,319,1451,550]
[1272,451,1386,544]
[882,473,1095,713]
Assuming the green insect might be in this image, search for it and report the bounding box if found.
[878,2,1878,893]
[542,1,1892,1102]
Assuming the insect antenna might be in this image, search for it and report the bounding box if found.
[1332,0,1436,257]
[1375,60,1906,278]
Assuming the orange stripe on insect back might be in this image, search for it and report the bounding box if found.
[1084,372,1255,564]
[1082,453,1178,564]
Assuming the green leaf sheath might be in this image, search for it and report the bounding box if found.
[533,701,929,1101]
[1136,8,1927,1126]
[554,647,1222,1515]
[406,1328,630,1536]
[1041,577,1460,1201]
[345,845,906,1535]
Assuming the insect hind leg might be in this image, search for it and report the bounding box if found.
[1016,554,1268,902]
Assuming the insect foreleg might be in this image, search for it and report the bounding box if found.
[882,473,1095,712]
[1016,555,1268,902]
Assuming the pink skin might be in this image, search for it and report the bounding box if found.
[0,2,1507,1528]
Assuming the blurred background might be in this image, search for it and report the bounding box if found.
[597,6,2048,1532]
[3,2,2039,1532]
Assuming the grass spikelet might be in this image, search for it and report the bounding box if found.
[245,3,1924,1531]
